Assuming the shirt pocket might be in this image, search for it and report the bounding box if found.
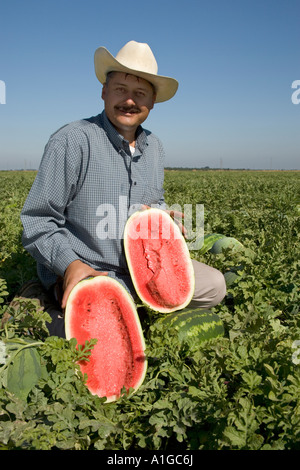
[140,184,164,206]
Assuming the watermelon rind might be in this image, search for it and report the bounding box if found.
[64,276,147,403]
[124,208,195,314]
[157,308,225,353]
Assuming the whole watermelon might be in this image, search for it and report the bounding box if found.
[157,308,224,353]
[210,236,244,254]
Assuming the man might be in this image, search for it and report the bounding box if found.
[20,41,226,337]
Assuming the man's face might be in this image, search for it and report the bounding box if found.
[101,72,156,140]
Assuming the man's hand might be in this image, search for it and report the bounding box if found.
[165,209,187,238]
[61,259,108,309]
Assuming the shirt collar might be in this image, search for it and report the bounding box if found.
[100,110,148,155]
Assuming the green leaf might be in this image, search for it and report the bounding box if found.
[223,426,246,448]
[242,371,262,390]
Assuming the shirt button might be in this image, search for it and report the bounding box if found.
[133,181,137,185]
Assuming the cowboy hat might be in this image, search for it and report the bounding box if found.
[94,40,178,103]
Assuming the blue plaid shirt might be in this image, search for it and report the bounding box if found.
[21,111,166,289]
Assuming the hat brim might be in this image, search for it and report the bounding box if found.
[94,47,178,103]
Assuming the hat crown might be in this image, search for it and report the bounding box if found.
[115,41,158,75]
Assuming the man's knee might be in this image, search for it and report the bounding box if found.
[189,260,226,309]
[206,268,227,307]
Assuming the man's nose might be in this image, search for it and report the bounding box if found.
[121,91,136,105]
[124,96,136,105]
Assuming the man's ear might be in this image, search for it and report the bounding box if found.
[150,93,156,110]
[101,84,106,101]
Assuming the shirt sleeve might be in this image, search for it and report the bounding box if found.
[21,132,83,277]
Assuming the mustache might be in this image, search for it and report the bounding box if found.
[115,105,141,113]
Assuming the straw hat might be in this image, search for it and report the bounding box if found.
[94,40,178,103]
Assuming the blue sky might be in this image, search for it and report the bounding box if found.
[0,0,299,170]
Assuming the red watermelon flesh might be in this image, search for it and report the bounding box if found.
[124,209,195,313]
[65,276,147,402]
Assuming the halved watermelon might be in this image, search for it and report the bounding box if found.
[65,276,147,402]
[124,208,195,313]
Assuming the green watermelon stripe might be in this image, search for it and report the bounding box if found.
[179,319,223,336]
[167,312,220,329]
[175,313,220,326]
[160,308,212,325]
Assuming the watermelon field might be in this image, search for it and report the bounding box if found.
[0,169,299,451]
